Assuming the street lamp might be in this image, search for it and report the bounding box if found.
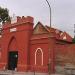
[45,0,51,28]
[45,0,52,74]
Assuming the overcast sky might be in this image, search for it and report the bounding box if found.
[0,0,75,37]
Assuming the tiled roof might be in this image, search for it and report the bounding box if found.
[44,26,72,42]
[33,22,72,42]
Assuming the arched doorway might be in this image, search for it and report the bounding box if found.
[8,37,18,70]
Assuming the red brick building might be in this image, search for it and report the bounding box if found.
[0,16,74,74]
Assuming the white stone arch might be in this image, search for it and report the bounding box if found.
[35,48,43,65]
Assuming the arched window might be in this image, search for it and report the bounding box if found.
[35,48,43,66]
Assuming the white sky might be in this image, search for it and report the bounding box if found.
[0,0,75,37]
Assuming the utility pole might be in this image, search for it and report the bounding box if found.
[45,0,52,74]
[45,0,51,28]
[74,24,75,38]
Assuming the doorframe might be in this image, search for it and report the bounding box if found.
[7,51,18,70]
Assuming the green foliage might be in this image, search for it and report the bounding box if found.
[72,38,75,43]
[0,7,10,24]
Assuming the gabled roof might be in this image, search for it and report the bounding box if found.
[33,22,49,34]
[33,22,72,42]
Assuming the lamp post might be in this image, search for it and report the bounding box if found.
[45,0,52,74]
[74,24,75,38]
[45,0,51,28]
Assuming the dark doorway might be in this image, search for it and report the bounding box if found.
[8,51,18,70]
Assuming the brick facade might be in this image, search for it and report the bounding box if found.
[0,16,74,74]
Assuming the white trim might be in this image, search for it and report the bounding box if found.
[60,32,63,36]
[35,48,43,65]
[0,35,2,38]
[63,35,67,40]
[10,28,17,32]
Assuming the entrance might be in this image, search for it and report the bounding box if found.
[8,51,18,70]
